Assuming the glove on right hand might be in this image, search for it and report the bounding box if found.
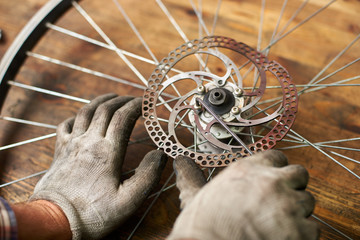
[168,150,319,240]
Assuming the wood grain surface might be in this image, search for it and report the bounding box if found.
[0,0,359,239]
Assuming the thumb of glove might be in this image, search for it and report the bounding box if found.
[173,156,207,209]
[118,150,168,215]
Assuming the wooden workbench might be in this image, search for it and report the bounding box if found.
[0,0,359,239]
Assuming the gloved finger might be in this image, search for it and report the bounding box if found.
[118,150,167,214]
[298,219,320,240]
[174,155,207,209]
[294,190,315,217]
[54,117,75,159]
[279,164,309,190]
[57,117,75,135]
[105,97,142,145]
[87,96,134,136]
[245,150,288,167]
[72,93,118,136]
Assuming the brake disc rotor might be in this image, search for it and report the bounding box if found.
[142,36,298,167]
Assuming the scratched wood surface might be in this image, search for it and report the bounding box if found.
[0,0,359,239]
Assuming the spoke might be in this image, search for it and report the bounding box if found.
[72,2,181,113]
[0,133,56,151]
[330,151,360,165]
[112,0,158,63]
[72,1,147,85]
[0,116,57,129]
[310,57,360,85]
[257,0,266,51]
[280,143,360,152]
[274,0,308,38]
[264,0,289,57]
[312,214,353,240]
[299,56,360,95]
[148,182,177,199]
[46,23,168,68]
[303,75,360,94]
[268,0,288,48]
[206,167,216,181]
[194,124,198,152]
[257,75,360,106]
[174,109,192,129]
[265,0,337,51]
[156,0,209,71]
[279,137,360,149]
[259,83,360,89]
[27,52,147,91]
[112,0,182,97]
[189,0,210,36]
[0,170,47,188]
[288,129,360,180]
[254,102,360,179]
[156,96,185,107]
[8,80,89,103]
[249,100,281,118]
[303,33,360,89]
[252,0,265,90]
[210,0,222,34]
[158,117,193,129]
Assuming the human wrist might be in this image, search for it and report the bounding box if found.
[11,200,72,240]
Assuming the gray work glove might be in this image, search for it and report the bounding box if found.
[168,150,319,240]
[30,94,167,240]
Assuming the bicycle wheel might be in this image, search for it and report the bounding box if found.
[0,0,359,239]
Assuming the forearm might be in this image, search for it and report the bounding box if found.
[11,200,72,240]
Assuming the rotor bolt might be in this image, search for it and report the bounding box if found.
[231,106,240,115]
[197,85,206,94]
[234,88,243,97]
[194,101,202,110]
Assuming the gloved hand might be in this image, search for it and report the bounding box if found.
[30,94,167,240]
[168,150,318,240]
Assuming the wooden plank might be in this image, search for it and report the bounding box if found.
[0,0,359,239]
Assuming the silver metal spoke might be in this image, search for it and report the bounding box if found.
[265,0,337,51]
[0,133,56,151]
[112,0,158,63]
[27,51,147,91]
[280,143,360,152]
[0,170,47,188]
[46,23,166,68]
[113,0,182,97]
[257,0,266,51]
[257,75,360,106]
[253,102,360,179]
[303,75,360,94]
[279,137,360,149]
[156,0,209,71]
[274,0,309,39]
[303,33,360,90]
[330,151,360,165]
[258,83,360,90]
[267,0,288,54]
[157,117,193,129]
[288,128,360,180]
[8,80,89,103]
[127,171,175,240]
[312,214,353,240]
[0,116,57,129]
[72,1,148,85]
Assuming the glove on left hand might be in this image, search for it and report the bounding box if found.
[30,94,167,240]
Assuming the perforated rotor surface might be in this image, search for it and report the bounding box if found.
[142,36,298,167]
